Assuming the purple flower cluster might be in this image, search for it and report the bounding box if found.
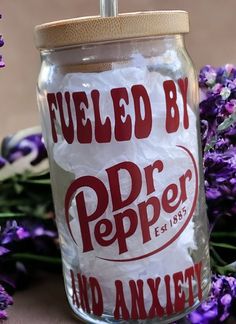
[0,220,56,252]
[204,148,236,223]
[0,220,59,319]
[0,14,4,68]
[0,285,13,320]
[188,275,236,323]
[0,67,235,323]
[184,64,236,324]
[0,221,23,318]
[0,129,57,319]
[199,64,236,223]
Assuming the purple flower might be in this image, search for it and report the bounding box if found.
[0,220,57,253]
[0,35,4,48]
[0,285,13,320]
[225,99,236,114]
[0,221,30,245]
[3,133,47,165]
[199,65,217,87]
[0,218,59,318]
[0,247,9,257]
[0,56,4,68]
[199,65,236,222]
[33,226,55,238]
[203,148,236,222]
[0,157,7,169]
[0,127,49,179]
[0,14,4,68]
[188,275,236,323]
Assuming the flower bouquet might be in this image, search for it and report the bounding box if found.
[1,49,236,321]
[0,128,60,320]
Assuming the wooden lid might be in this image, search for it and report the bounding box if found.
[35,11,189,50]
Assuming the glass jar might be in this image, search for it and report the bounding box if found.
[35,11,211,324]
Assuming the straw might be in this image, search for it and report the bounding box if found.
[100,0,118,17]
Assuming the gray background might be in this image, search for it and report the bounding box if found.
[0,0,236,139]
[1,1,236,323]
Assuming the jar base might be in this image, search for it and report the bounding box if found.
[70,280,211,324]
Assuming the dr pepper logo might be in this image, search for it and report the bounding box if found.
[46,77,199,261]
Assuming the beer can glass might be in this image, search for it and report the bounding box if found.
[35,11,211,323]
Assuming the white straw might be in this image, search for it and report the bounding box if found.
[100,0,118,17]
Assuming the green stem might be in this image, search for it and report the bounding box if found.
[211,232,236,238]
[0,212,48,220]
[22,179,51,185]
[0,200,24,207]
[12,253,62,265]
[0,213,26,218]
[210,246,227,265]
[210,242,236,250]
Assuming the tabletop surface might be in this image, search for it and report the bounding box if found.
[6,273,81,324]
[5,272,236,324]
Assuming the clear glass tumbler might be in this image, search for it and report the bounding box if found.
[35,11,211,323]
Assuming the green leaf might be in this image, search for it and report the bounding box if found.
[13,182,24,194]
[215,263,236,275]
[211,242,236,250]
[223,261,236,273]
[0,169,53,219]
[204,135,217,152]
[217,112,236,132]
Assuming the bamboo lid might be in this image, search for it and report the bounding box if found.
[35,11,189,50]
